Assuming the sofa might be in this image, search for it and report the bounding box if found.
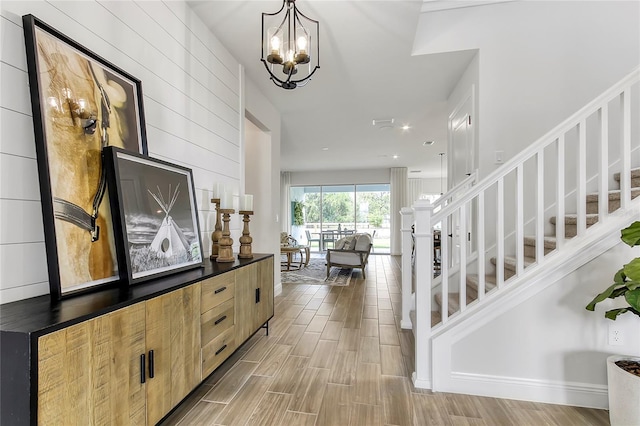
[325,233,373,279]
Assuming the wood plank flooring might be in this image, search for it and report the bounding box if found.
[160,256,609,426]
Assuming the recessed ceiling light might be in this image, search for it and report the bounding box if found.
[392,155,399,159]
[401,125,410,131]
[322,147,329,151]
[423,140,434,146]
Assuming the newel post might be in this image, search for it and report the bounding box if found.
[412,199,433,389]
[400,207,414,329]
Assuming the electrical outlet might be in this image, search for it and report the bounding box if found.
[608,324,624,346]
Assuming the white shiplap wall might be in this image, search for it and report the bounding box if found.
[0,0,243,303]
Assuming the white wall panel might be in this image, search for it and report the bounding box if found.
[0,153,39,201]
[143,97,238,151]
[0,109,35,158]
[1,15,27,70]
[0,242,47,290]
[0,281,49,304]
[0,0,248,303]
[0,63,31,115]
[162,0,240,93]
[0,199,44,244]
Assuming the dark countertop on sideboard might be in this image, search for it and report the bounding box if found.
[0,254,273,335]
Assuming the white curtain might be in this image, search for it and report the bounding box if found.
[390,167,408,255]
[280,171,291,232]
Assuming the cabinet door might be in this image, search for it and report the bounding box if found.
[235,262,257,342]
[235,258,274,342]
[38,303,146,425]
[255,257,274,330]
[146,284,201,425]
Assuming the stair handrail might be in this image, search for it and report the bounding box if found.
[432,66,639,225]
[409,65,640,390]
[431,170,478,213]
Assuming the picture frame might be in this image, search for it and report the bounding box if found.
[22,14,148,299]
[104,147,204,284]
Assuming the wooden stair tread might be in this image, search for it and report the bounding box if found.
[523,236,557,248]
[586,187,640,202]
[613,167,640,181]
[550,214,599,225]
[491,255,536,269]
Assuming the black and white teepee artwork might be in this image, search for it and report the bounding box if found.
[148,184,190,259]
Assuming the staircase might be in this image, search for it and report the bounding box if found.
[432,170,640,324]
[400,66,640,396]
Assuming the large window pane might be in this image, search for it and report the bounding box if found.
[290,183,390,254]
[356,184,390,253]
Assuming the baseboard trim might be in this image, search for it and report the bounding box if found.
[412,372,433,389]
[274,281,283,296]
[401,319,413,329]
[443,371,608,409]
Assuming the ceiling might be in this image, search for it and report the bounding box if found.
[188,1,477,179]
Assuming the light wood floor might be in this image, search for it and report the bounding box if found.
[160,255,609,426]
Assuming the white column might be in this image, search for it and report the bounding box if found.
[400,207,414,329]
[412,199,433,389]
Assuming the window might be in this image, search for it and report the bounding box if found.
[290,184,390,253]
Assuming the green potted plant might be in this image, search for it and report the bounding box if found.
[586,220,640,426]
[293,201,305,226]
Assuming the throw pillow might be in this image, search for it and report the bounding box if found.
[347,235,358,250]
[334,237,348,250]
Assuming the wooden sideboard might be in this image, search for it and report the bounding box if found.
[0,254,274,425]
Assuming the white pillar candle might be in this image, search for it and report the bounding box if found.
[242,194,253,211]
[212,182,223,199]
[220,191,233,209]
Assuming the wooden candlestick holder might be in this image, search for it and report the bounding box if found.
[216,209,235,263]
[238,210,254,259]
[210,198,222,259]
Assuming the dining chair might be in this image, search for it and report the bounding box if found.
[305,230,321,251]
[322,230,336,250]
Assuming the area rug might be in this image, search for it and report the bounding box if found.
[281,258,355,286]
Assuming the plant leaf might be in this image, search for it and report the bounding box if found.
[621,221,640,247]
[586,283,626,310]
[613,268,626,283]
[625,288,640,311]
[605,308,628,320]
[623,258,640,281]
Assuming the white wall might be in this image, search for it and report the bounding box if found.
[451,241,640,405]
[415,0,640,179]
[0,1,279,303]
[289,168,390,187]
[243,76,282,295]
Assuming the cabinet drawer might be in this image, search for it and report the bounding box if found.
[201,326,235,378]
[201,273,235,313]
[201,298,234,345]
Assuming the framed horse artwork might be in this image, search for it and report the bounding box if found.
[23,15,148,299]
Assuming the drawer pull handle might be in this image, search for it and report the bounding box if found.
[214,315,227,325]
[214,286,227,294]
[215,344,227,356]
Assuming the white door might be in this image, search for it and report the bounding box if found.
[450,95,474,187]
[448,88,475,264]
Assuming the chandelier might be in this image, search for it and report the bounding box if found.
[261,0,320,90]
